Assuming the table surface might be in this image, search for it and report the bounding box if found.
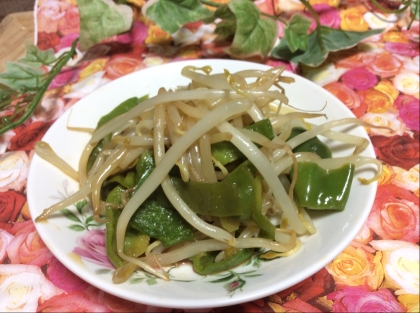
[0,1,419,312]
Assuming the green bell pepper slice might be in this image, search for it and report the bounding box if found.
[222,161,255,221]
[97,95,148,129]
[170,177,244,217]
[191,248,254,275]
[134,150,155,191]
[87,95,148,171]
[105,185,150,268]
[251,175,275,239]
[129,200,195,248]
[107,171,137,189]
[288,127,332,159]
[211,118,275,165]
[291,162,355,211]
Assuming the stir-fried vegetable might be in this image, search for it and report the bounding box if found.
[34,65,385,282]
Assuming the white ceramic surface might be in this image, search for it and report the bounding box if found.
[27,59,377,309]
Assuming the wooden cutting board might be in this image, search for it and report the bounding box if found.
[0,11,35,72]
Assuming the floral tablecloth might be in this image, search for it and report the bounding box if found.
[0,0,419,312]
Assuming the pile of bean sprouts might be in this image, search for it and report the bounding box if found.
[35,65,386,282]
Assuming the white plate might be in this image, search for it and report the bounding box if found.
[27,59,377,309]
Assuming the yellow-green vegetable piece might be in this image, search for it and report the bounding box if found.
[170,177,244,217]
[191,248,254,275]
[105,185,150,268]
[291,162,355,211]
[129,200,195,248]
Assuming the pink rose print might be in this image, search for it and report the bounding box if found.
[37,0,70,33]
[385,42,419,57]
[266,59,297,73]
[48,67,82,90]
[36,291,111,312]
[0,229,14,262]
[0,151,30,192]
[305,4,341,31]
[324,82,361,109]
[341,68,378,90]
[395,95,420,131]
[402,20,420,42]
[58,6,80,36]
[114,21,148,46]
[73,229,114,269]
[131,21,149,46]
[46,256,90,292]
[335,51,376,69]
[104,54,146,80]
[327,285,405,313]
[6,220,52,266]
[37,286,164,312]
[56,33,80,52]
[367,184,419,243]
[367,53,403,78]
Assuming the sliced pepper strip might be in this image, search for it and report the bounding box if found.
[105,185,150,268]
[191,249,254,275]
[288,127,332,159]
[170,177,244,217]
[129,200,195,248]
[223,161,255,221]
[252,175,275,240]
[291,162,355,211]
[211,118,275,165]
[87,95,148,171]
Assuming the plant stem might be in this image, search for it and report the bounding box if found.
[300,0,325,50]
[0,39,79,135]
[370,0,412,14]
[199,0,288,24]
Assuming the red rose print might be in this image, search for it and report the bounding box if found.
[37,32,61,50]
[9,121,51,151]
[0,222,14,232]
[371,133,419,171]
[0,190,26,223]
[283,298,323,312]
[367,184,419,242]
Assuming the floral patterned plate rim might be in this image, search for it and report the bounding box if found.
[27,59,377,309]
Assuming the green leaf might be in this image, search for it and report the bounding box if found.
[75,200,87,214]
[284,14,311,53]
[77,0,133,50]
[209,273,235,283]
[146,278,158,285]
[19,42,56,67]
[145,0,213,34]
[129,277,144,284]
[243,273,262,278]
[0,88,14,106]
[68,224,86,231]
[272,26,383,67]
[227,0,278,58]
[60,208,82,223]
[85,215,94,225]
[0,62,45,90]
[211,5,237,40]
[96,268,112,274]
